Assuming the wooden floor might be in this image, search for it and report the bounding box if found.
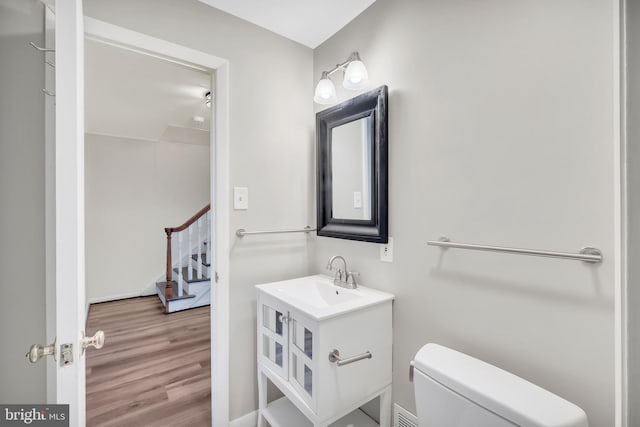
[86,296,211,427]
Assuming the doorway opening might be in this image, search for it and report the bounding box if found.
[83,38,213,426]
[81,17,231,427]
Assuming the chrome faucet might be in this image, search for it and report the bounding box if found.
[326,255,358,289]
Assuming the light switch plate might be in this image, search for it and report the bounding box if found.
[234,187,248,210]
[353,191,362,209]
[380,237,393,262]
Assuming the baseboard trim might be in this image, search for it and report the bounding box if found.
[88,291,148,304]
[87,280,157,304]
[230,410,258,427]
[88,271,162,305]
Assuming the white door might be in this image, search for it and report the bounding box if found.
[47,1,88,425]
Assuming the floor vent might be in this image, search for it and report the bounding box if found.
[393,403,418,427]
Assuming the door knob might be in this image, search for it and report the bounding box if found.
[81,330,105,353]
[26,339,56,364]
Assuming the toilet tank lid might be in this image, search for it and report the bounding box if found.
[413,344,588,427]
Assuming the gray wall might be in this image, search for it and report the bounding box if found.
[627,0,640,423]
[82,0,314,419]
[312,1,616,426]
[82,1,621,424]
[0,0,46,403]
[85,134,210,302]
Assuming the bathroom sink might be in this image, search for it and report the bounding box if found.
[256,274,394,320]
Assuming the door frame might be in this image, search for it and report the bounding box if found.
[615,0,627,426]
[83,18,231,426]
[53,2,87,425]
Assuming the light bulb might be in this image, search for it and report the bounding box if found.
[343,60,369,90]
[314,76,337,104]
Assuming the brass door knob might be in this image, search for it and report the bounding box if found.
[26,339,56,364]
[82,330,105,353]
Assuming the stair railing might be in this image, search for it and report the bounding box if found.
[165,204,211,298]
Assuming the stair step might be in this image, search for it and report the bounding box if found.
[173,266,210,283]
[191,253,211,267]
[156,281,196,302]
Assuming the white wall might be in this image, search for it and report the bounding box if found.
[626,0,640,423]
[82,0,314,419]
[0,0,46,403]
[84,133,210,302]
[312,1,617,426]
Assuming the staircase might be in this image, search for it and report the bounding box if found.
[156,204,212,313]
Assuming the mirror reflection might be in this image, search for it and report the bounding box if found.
[331,117,372,220]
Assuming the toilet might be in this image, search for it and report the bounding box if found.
[412,343,588,427]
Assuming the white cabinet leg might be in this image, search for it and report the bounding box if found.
[257,371,267,427]
[379,386,392,427]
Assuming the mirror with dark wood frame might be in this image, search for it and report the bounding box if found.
[316,85,388,243]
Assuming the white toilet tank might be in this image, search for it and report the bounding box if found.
[412,343,588,427]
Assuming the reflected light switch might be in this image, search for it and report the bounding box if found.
[234,187,248,210]
[353,191,362,209]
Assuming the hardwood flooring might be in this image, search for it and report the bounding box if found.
[85,297,211,426]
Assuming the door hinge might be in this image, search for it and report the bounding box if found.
[215,271,219,283]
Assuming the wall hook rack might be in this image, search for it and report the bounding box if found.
[29,42,55,53]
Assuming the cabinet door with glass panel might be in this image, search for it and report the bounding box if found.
[258,294,289,379]
[289,309,316,409]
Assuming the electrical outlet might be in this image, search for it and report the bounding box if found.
[380,237,394,262]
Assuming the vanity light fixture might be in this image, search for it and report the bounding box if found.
[314,51,369,105]
[314,72,337,104]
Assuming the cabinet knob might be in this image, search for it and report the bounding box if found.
[278,314,290,324]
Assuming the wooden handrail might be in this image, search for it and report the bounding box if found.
[164,203,211,234]
[165,204,211,300]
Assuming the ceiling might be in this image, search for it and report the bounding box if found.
[85,39,211,145]
[85,1,378,142]
[198,0,376,48]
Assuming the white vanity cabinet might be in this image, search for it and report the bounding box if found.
[258,293,317,409]
[256,275,394,427]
